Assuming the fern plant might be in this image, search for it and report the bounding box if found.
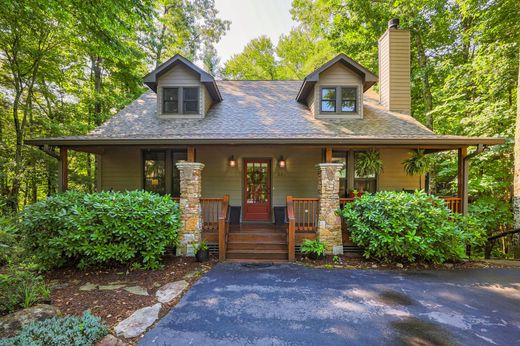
[355,150,383,177]
[402,150,431,189]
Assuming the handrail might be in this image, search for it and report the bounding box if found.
[286,196,296,261]
[290,197,319,232]
[218,195,230,261]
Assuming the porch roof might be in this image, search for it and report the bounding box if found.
[26,81,503,148]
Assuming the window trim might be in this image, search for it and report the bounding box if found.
[319,85,359,115]
[162,87,179,114]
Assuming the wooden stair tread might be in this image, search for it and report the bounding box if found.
[227,249,288,254]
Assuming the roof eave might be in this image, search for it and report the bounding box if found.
[25,137,506,147]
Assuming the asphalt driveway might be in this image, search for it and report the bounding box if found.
[140,263,520,345]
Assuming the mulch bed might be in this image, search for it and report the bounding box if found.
[44,254,217,334]
[296,254,518,270]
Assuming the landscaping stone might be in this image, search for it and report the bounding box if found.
[96,334,127,346]
[115,303,161,339]
[0,304,60,336]
[156,280,189,304]
[79,282,98,291]
[396,263,404,268]
[98,284,126,290]
[183,269,202,279]
[124,286,148,296]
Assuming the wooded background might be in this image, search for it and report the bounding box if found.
[1,0,519,253]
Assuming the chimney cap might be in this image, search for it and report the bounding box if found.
[388,18,400,29]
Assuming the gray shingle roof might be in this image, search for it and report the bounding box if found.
[26,81,503,146]
[91,80,435,138]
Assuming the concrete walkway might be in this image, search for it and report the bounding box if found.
[140,263,520,345]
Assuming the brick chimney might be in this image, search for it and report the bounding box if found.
[378,19,411,114]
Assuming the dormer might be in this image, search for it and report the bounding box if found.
[296,54,378,119]
[143,55,222,119]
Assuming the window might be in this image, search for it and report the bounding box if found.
[171,150,188,197]
[143,151,166,194]
[163,88,179,114]
[143,149,188,196]
[320,88,336,112]
[327,150,377,196]
[183,87,199,114]
[354,151,377,193]
[332,150,348,198]
[341,87,357,112]
[320,86,358,114]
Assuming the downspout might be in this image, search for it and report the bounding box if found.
[462,144,487,215]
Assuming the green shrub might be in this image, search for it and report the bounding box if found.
[469,197,513,235]
[0,268,50,316]
[0,311,108,346]
[19,190,180,270]
[340,190,485,263]
[0,215,20,266]
[300,239,326,256]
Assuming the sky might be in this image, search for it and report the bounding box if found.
[214,0,297,63]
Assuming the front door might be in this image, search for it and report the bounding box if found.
[243,159,271,221]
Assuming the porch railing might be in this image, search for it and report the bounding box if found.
[286,196,296,261]
[218,195,230,261]
[442,197,462,213]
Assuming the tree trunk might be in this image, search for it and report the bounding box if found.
[513,50,520,258]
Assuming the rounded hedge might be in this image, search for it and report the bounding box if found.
[340,191,485,263]
[19,191,180,270]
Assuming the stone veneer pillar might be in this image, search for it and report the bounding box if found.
[175,161,204,256]
[316,163,344,255]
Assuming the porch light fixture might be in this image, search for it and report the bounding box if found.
[228,155,236,167]
[278,156,286,168]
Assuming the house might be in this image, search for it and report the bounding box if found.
[28,20,503,262]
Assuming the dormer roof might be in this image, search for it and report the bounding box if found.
[143,54,223,102]
[296,54,378,103]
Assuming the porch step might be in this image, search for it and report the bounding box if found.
[226,249,288,261]
[227,241,287,251]
[228,232,286,242]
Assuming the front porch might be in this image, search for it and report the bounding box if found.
[53,144,469,262]
[194,194,462,262]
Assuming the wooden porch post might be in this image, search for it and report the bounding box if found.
[58,147,68,192]
[458,147,468,215]
[187,147,196,162]
[325,147,333,163]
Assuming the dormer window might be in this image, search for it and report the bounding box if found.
[183,87,199,114]
[163,87,179,114]
[161,86,200,115]
[320,86,358,114]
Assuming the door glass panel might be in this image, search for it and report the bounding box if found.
[246,162,269,203]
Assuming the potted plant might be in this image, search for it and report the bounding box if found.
[402,149,432,190]
[194,240,209,262]
[301,239,326,260]
[355,150,383,177]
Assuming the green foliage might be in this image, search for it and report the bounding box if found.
[19,191,180,270]
[340,191,486,263]
[355,150,383,177]
[0,268,50,316]
[469,197,513,236]
[0,311,108,346]
[300,239,326,257]
[223,36,279,80]
[402,150,432,176]
[194,240,209,255]
[0,215,20,266]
